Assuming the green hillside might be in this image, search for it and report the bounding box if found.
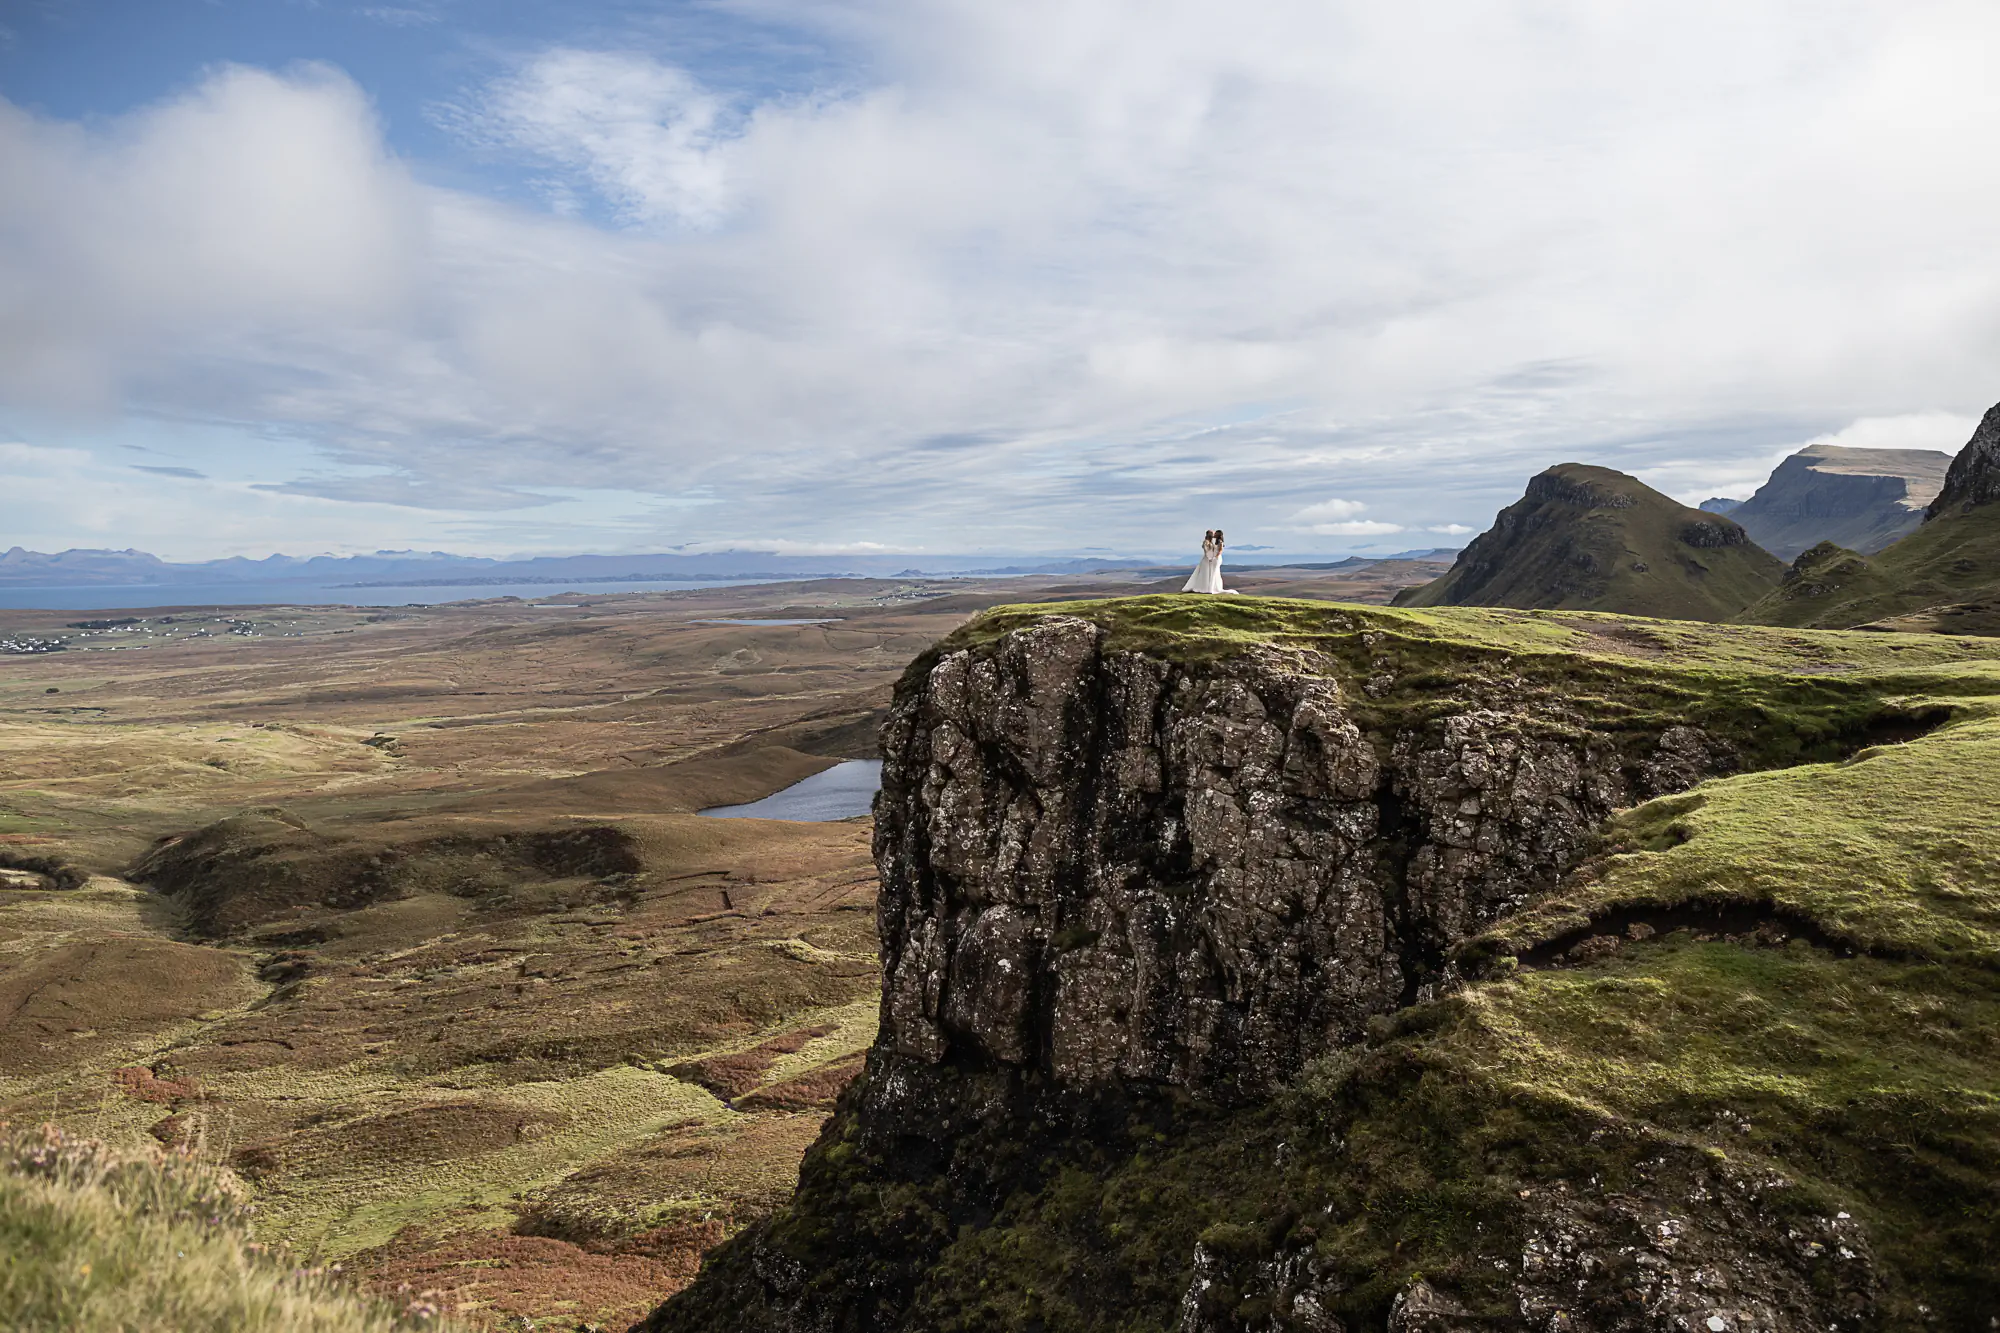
[1396,462,1785,620]
[1739,500,2000,633]
[650,596,2000,1332]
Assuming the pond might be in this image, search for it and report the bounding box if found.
[698,759,883,822]
[686,617,842,626]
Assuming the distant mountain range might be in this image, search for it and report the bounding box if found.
[1396,408,2000,632]
[1741,404,2000,634]
[0,546,1462,590]
[0,548,1165,589]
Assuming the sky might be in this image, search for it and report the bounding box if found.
[3,0,1999,560]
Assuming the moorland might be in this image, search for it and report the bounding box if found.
[0,556,1442,1330]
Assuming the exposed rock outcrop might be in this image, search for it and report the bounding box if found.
[1927,401,2000,517]
[646,604,1915,1333]
[1728,443,1950,560]
[873,616,1713,1097]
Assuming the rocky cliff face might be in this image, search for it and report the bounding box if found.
[873,616,1713,1098]
[1927,401,2000,517]
[1728,444,1950,560]
[645,601,1922,1333]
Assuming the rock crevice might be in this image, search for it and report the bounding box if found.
[876,616,1720,1097]
[645,610,1904,1333]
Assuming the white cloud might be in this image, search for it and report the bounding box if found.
[447,50,737,227]
[1289,498,1370,523]
[1801,412,1977,455]
[1428,523,1475,536]
[1287,496,1403,536]
[1307,519,1405,537]
[7,3,2000,556]
[357,6,443,27]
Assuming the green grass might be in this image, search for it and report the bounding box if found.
[240,1066,731,1257]
[922,594,2000,776]
[1473,704,2000,964]
[1395,463,1787,620]
[1739,501,2000,629]
[661,595,2000,1331]
[0,1123,453,1333]
[933,593,2000,672]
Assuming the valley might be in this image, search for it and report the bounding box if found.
[0,560,1439,1330]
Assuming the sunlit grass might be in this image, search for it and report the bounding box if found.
[0,1122,455,1333]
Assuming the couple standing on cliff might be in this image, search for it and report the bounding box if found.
[1182,529,1240,595]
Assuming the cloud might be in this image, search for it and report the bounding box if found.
[1287,496,1402,536]
[8,4,2000,556]
[252,473,563,510]
[357,6,443,26]
[1289,498,1369,523]
[443,49,738,227]
[1307,519,1405,537]
[1800,412,1977,455]
[1428,523,1475,536]
[133,465,207,479]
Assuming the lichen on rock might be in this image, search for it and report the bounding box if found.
[876,615,1722,1098]
[643,598,1999,1333]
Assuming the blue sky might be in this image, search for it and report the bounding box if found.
[2,1,1997,559]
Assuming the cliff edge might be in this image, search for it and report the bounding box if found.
[1727,444,1949,561]
[645,597,2000,1333]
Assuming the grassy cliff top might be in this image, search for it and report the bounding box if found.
[942,593,2000,968]
[710,593,2000,1330]
[930,593,2000,773]
[944,593,2000,675]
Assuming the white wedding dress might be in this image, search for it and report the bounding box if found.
[1182,537,1231,594]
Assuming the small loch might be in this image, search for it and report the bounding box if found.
[698,759,883,821]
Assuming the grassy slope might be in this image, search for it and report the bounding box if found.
[0,1124,448,1333]
[684,595,2000,1330]
[1398,463,1786,620]
[1740,501,2000,630]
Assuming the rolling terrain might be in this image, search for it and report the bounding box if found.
[0,561,1443,1329]
[0,579,955,1327]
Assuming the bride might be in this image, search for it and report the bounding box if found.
[1182,529,1236,594]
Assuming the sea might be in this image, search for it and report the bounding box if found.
[0,578,775,612]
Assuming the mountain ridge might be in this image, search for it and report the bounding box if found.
[1738,402,2000,633]
[1393,462,1784,620]
[0,546,1158,588]
[1726,442,1950,560]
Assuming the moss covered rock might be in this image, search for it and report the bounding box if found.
[643,598,2000,1332]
